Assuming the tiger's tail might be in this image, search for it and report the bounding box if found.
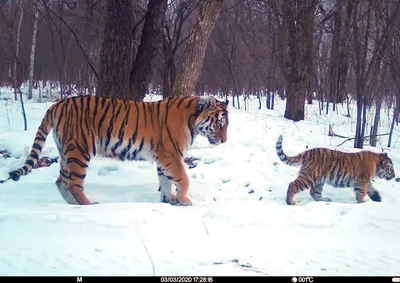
[8,108,54,182]
[275,135,304,167]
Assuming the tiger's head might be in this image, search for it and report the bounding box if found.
[195,96,229,145]
[377,153,395,181]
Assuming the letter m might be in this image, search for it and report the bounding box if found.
[77,277,83,282]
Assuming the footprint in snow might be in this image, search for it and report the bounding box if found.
[221,178,231,184]
[203,157,222,164]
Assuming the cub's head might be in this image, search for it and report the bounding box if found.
[377,153,395,180]
[195,96,229,145]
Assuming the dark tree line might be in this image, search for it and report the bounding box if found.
[1,0,400,149]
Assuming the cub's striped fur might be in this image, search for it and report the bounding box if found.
[7,95,229,206]
[276,135,395,205]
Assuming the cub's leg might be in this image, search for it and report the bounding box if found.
[64,149,97,205]
[158,158,191,206]
[310,183,332,202]
[157,166,177,205]
[367,184,382,202]
[55,155,79,205]
[354,183,369,203]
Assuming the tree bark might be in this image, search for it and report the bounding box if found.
[328,1,341,107]
[370,98,381,147]
[283,0,317,122]
[28,1,39,100]
[97,0,134,99]
[130,0,167,101]
[388,107,398,148]
[171,0,225,97]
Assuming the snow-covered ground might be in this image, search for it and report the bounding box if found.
[0,86,399,276]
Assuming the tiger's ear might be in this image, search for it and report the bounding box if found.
[205,96,217,110]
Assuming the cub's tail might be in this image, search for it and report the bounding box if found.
[8,108,54,182]
[275,135,303,167]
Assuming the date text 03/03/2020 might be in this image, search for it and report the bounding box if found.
[160,277,213,282]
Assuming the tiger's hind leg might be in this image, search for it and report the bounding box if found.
[55,156,79,205]
[286,171,315,205]
[64,149,97,205]
[158,158,191,206]
[310,183,332,202]
[157,166,177,205]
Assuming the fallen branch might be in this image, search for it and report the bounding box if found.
[141,239,155,276]
[335,133,390,148]
[213,259,269,275]
[203,220,209,235]
[329,133,349,139]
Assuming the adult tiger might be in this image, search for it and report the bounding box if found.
[6,95,229,206]
[276,135,395,205]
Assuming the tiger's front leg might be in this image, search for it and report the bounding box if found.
[367,183,382,202]
[157,166,177,205]
[355,183,382,203]
[158,159,192,206]
[355,183,369,203]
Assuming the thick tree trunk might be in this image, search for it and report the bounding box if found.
[283,0,317,122]
[271,91,275,110]
[352,0,366,149]
[28,1,39,100]
[97,0,134,99]
[130,0,167,101]
[171,0,225,97]
[328,1,342,106]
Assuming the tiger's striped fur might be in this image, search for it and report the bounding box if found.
[276,135,395,205]
[8,95,229,206]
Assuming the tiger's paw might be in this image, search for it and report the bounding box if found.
[80,201,100,205]
[286,199,296,205]
[369,192,382,202]
[162,194,178,205]
[176,196,192,206]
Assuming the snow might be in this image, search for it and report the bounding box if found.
[0,86,400,276]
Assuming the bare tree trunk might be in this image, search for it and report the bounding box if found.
[28,1,39,100]
[97,0,134,99]
[328,1,342,108]
[130,0,167,101]
[271,91,275,110]
[388,107,398,148]
[171,0,225,97]
[283,0,317,122]
[353,0,367,149]
[370,98,381,147]
[13,0,24,101]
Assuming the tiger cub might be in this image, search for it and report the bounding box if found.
[5,95,229,206]
[276,135,395,205]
